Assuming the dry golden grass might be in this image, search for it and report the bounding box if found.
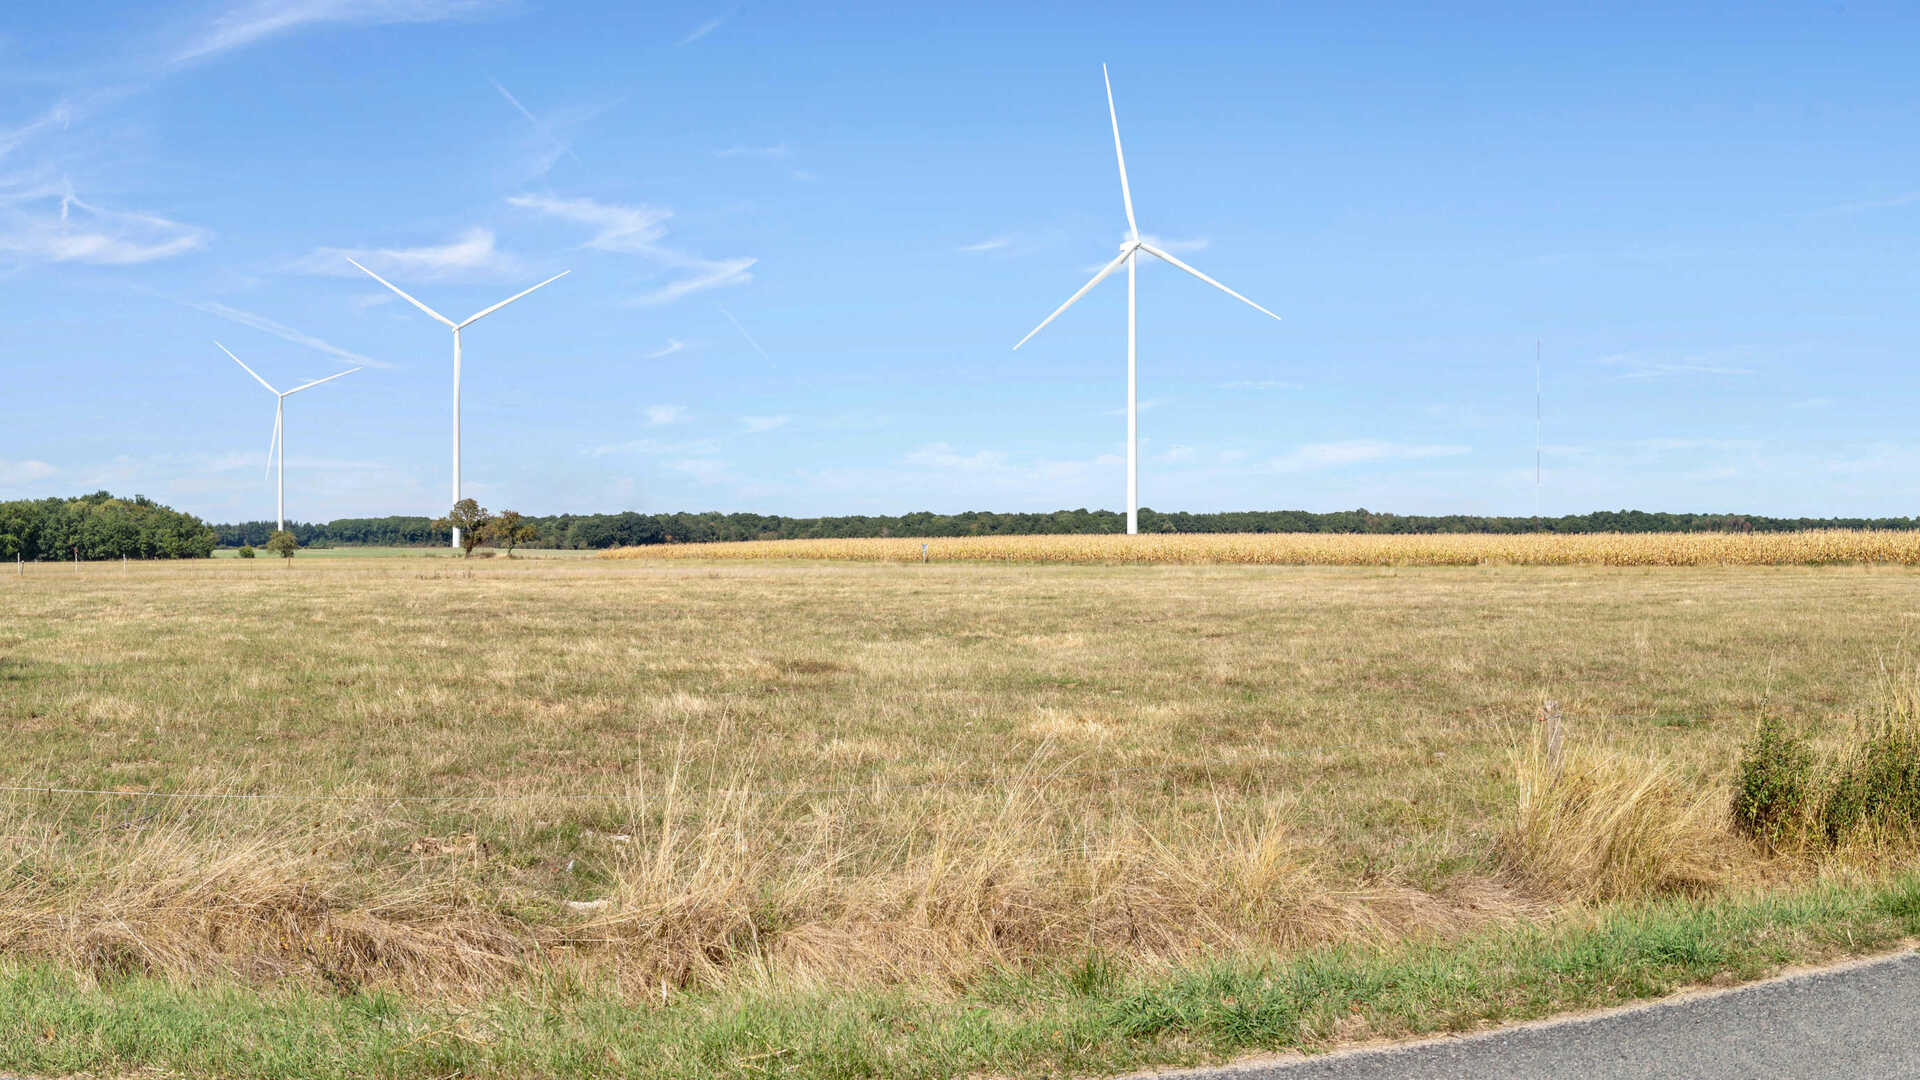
[602,530,1920,566]
[1500,717,1739,902]
[5,556,1918,1004]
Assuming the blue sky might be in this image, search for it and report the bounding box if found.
[3,2,1919,522]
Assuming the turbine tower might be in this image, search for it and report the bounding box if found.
[348,259,569,548]
[1014,65,1284,535]
[216,342,359,534]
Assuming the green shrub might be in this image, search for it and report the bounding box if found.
[1730,716,1814,846]
[1820,716,1920,845]
[236,545,256,559]
[1732,672,1920,850]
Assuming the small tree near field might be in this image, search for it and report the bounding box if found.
[236,544,256,559]
[493,509,538,557]
[265,530,298,559]
[435,499,493,558]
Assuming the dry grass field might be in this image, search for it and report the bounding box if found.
[6,552,1920,1077]
[600,529,1920,566]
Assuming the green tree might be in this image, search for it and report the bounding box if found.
[492,509,537,557]
[236,545,256,559]
[265,530,298,559]
[434,499,493,558]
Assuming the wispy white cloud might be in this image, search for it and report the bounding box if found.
[173,0,508,65]
[0,458,58,487]
[644,404,686,426]
[291,227,524,281]
[1219,379,1297,391]
[667,456,733,481]
[717,143,788,159]
[1811,190,1920,216]
[1138,233,1209,255]
[1595,351,1754,379]
[741,414,790,433]
[587,436,720,458]
[488,76,587,177]
[959,236,1012,254]
[507,193,755,304]
[1270,440,1469,473]
[631,258,755,305]
[0,104,73,161]
[192,301,388,368]
[717,303,770,361]
[0,184,207,265]
[677,14,727,46]
[506,193,668,251]
[644,339,687,361]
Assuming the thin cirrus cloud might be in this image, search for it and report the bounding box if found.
[644,339,688,361]
[644,404,687,426]
[290,227,525,282]
[1594,351,1754,379]
[1270,440,1469,473]
[1810,190,1920,216]
[191,301,388,368]
[508,193,755,305]
[487,76,592,178]
[0,105,73,161]
[171,0,509,65]
[0,458,59,488]
[958,236,1013,254]
[717,143,788,159]
[677,14,728,46]
[0,185,208,266]
[1137,234,1209,254]
[741,415,790,433]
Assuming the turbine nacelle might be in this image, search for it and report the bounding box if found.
[1008,67,1285,534]
[345,256,569,548]
[214,342,358,527]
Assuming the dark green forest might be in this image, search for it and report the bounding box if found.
[0,493,219,560]
[211,507,1920,550]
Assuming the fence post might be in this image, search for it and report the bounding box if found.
[1539,700,1564,778]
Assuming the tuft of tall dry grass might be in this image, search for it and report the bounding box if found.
[600,530,1920,567]
[0,768,1519,1002]
[1500,718,1740,903]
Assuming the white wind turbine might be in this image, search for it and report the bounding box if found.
[347,259,569,548]
[216,342,360,534]
[1014,65,1283,535]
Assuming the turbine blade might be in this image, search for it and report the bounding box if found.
[265,411,280,482]
[1013,249,1132,351]
[283,367,362,396]
[459,270,570,328]
[1103,64,1138,240]
[215,341,279,395]
[346,257,456,328]
[1137,242,1282,323]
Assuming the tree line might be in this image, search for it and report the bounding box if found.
[209,507,1920,550]
[0,493,219,560]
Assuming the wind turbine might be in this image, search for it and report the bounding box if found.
[347,258,569,548]
[1013,65,1283,535]
[216,342,359,534]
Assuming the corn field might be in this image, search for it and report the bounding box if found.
[600,530,1920,567]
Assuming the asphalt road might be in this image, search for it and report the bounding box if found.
[1159,950,1920,1080]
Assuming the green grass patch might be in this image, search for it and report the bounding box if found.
[4,876,1914,1080]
